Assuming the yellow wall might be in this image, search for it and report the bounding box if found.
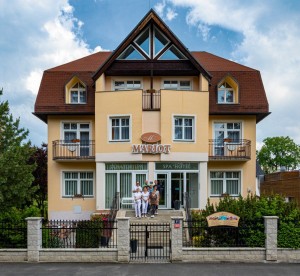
[208,115,257,204]
[47,116,96,215]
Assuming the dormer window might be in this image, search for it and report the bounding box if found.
[217,76,239,104]
[70,82,86,104]
[65,76,87,104]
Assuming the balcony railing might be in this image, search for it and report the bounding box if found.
[209,139,251,161]
[52,140,95,161]
[142,90,161,111]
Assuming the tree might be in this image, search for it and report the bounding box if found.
[257,136,300,174]
[0,88,36,211]
[28,143,48,217]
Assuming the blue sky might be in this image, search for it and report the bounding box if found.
[1,0,300,148]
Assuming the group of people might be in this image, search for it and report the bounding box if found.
[132,180,160,219]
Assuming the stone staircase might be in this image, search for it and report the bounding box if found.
[118,209,184,223]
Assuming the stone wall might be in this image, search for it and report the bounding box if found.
[182,248,265,262]
[39,249,117,262]
[0,249,27,262]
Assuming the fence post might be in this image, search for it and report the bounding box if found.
[263,216,278,262]
[171,217,183,262]
[117,217,130,263]
[25,217,43,262]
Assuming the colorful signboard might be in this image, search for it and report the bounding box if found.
[206,212,240,227]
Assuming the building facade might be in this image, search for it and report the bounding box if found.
[34,10,269,219]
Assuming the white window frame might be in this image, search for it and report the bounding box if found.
[209,170,242,197]
[62,170,95,198]
[112,79,143,91]
[213,121,243,141]
[173,115,195,142]
[134,26,150,58]
[61,121,91,141]
[217,81,236,104]
[108,115,131,142]
[162,79,192,90]
[153,26,170,58]
[69,82,87,104]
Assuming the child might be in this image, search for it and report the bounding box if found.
[133,190,142,218]
[149,186,158,218]
[141,186,149,218]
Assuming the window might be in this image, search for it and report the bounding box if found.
[174,116,194,141]
[70,82,86,104]
[210,171,240,196]
[63,172,94,197]
[63,123,90,142]
[217,77,239,104]
[110,117,130,141]
[214,122,241,142]
[163,80,191,90]
[113,80,142,91]
[117,24,186,60]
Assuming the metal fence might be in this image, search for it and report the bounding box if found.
[41,219,117,248]
[183,220,265,247]
[0,221,27,248]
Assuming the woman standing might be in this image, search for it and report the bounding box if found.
[149,186,158,218]
[141,186,149,218]
[133,189,142,219]
[153,184,160,215]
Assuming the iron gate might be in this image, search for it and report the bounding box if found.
[130,223,171,262]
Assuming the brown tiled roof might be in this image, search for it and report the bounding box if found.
[34,51,269,123]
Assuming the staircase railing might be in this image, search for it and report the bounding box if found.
[109,192,120,221]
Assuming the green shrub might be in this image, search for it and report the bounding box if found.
[190,194,300,248]
[75,220,103,248]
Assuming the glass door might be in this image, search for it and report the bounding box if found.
[186,173,199,208]
[80,131,89,156]
[171,173,184,208]
[156,173,168,208]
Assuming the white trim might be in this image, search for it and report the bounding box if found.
[134,26,150,58]
[61,169,95,198]
[96,152,143,162]
[158,45,187,60]
[60,121,92,141]
[172,114,196,142]
[208,169,243,197]
[117,44,146,60]
[161,152,208,162]
[107,114,132,142]
[153,26,170,58]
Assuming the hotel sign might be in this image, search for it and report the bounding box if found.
[132,144,171,154]
[132,132,170,154]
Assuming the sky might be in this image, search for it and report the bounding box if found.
[1,0,300,149]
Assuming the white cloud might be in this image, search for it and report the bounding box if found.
[154,0,178,21]
[165,0,300,145]
[0,0,104,145]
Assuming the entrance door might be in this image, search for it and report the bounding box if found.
[156,173,168,208]
[171,173,184,208]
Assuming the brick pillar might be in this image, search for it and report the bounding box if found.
[117,217,130,263]
[26,217,43,262]
[264,216,279,261]
[171,217,183,262]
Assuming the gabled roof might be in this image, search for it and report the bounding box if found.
[92,9,211,80]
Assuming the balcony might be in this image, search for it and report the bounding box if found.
[142,90,161,111]
[52,140,95,161]
[209,139,251,161]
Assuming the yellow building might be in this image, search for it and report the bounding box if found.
[34,10,269,219]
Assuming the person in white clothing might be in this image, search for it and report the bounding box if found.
[132,181,142,193]
[133,190,142,218]
[141,186,149,218]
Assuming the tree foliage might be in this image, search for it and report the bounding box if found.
[0,88,36,211]
[257,136,300,173]
[28,143,48,217]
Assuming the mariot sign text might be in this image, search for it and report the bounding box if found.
[132,132,170,154]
